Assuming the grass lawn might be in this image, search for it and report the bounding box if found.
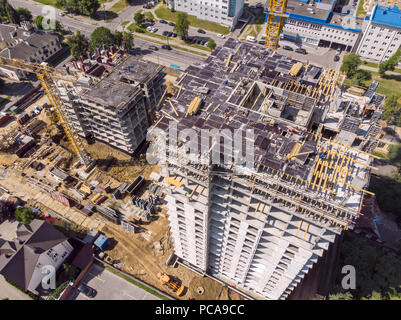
[155,6,230,34]
[33,0,61,7]
[363,61,401,74]
[109,0,130,13]
[343,70,401,97]
[121,21,130,26]
[356,0,366,17]
[145,11,155,19]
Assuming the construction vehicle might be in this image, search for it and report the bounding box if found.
[264,0,289,50]
[0,57,91,166]
[157,272,185,296]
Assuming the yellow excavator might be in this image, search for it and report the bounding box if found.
[157,272,185,296]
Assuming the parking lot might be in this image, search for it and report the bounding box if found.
[71,263,161,300]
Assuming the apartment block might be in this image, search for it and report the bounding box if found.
[61,56,165,154]
[356,5,401,62]
[148,39,380,300]
[168,0,244,30]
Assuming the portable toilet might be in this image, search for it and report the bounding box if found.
[94,234,109,251]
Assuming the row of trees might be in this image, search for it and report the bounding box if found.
[55,0,100,17]
[379,49,401,77]
[0,0,32,24]
[66,27,133,60]
[340,53,371,86]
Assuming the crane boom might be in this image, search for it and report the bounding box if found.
[264,0,288,50]
[0,56,91,166]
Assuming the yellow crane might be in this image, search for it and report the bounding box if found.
[264,0,289,50]
[0,56,91,166]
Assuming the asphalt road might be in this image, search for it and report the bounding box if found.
[70,263,161,300]
[9,0,206,70]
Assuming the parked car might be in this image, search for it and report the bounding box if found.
[258,40,265,45]
[159,19,168,24]
[334,55,340,62]
[162,31,169,36]
[58,12,65,16]
[149,45,159,51]
[217,33,225,39]
[145,18,154,23]
[197,29,206,34]
[172,32,177,37]
[161,44,172,50]
[283,45,293,51]
[336,48,342,54]
[143,4,150,8]
[295,48,307,54]
[246,35,256,42]
[77,284,97,298]
[201,39,207,45]
[151,27,158,33]
[167,31,173,37]
[168,22,175,26]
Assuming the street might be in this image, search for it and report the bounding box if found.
[9,0,206,70]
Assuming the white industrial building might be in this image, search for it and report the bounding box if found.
[356,4,401,62]
[167,0,244,30]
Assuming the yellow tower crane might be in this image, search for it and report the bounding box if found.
[264,0,289,50]
[0,56,91,166]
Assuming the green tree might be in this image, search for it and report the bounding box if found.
[5,2,18,24]
[123,32,133,51]
[114,31,123,47]
[340,53,361,78]
[34,15,43,29]
[328,292,353,300]
[62,263,79,280]
[134,11,144,26]
[174,12,189,40]
[66,30,89,60]
[351,69,371,86]
[379,49,401,77]
[56,0,99,16]
[207,39,216,50]
[90,26,115,50]
[381,95,401,126]
[16,8,32,22]
[0,0,8,17]
[14,207,36,225]
[388,144,401,168]
[77,0,100,16]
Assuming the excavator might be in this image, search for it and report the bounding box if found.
[157,272,185,296]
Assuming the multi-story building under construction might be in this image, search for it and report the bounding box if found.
[60,55,165,154]
[148,39,383,300]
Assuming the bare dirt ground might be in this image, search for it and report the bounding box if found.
[0,103,245,300]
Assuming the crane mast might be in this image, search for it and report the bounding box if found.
[264,0,288,50]
[0,56,91,166]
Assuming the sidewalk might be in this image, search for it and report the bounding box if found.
[133,32,210,56]
[359,65,401,76]
[0,276,31,300]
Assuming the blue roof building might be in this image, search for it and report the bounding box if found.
[356,5,401,62]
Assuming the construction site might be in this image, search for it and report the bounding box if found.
[0,31,388,300]
[148,38,386,300]
[0,47,248,300]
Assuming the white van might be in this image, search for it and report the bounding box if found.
[246,35,256,43]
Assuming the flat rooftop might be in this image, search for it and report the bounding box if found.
[328,13,364,30]
[286,0,330,21]
[82,55,162,109]
[371,4,401,28]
